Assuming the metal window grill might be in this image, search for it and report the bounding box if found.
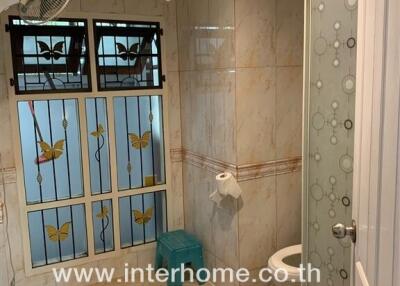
[92,199,114,254]
[93,20,163,90]
[8,16,91,94]
[85,98,112,195]
[114,95,166,191]
[18,99,84,205]
[119,190,167,248]
[27,204,88,268]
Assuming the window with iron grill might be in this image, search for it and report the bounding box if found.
[7,16,168,271]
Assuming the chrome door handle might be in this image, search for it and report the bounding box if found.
[332,220,357,243]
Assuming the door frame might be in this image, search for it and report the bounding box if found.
[353,0,400,285]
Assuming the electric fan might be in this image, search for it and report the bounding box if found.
[19,0,70,24]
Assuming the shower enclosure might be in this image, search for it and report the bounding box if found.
[303,0,357,285]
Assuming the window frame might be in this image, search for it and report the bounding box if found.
[1,11,172,276]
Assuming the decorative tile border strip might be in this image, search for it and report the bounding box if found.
[4,150,301,184]
[173,149,302,181]
[0,167,17,185]
[170,148,184,163]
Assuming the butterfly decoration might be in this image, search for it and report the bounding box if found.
[133,207,153,225]
[96,206,110,242]
[36,140,65,164]
[91,124,105,138]
[37,41,64,60]
[116,42,140,61]
[129,131,151,150]
[96,206,109,219]
[45,222,71,242]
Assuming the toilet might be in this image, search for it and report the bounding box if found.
[268,244,302,283]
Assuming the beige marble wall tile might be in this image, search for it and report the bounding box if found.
[183,163,214,254]
[276,67,303,159]
[236,67,276,164]
[181,70,236,163]
[0,76,14,168]
[63,0,81,12]
[183,163,239,268]
[180,70,209,156]
[0,28,4,75]
[167,72,182,149]
[214,257,240,286]
[241,268,274,286]
[208,69,236,164]
[176,0,211,71]
[276,171,301,249]
[170,161,184,229]
[235,0,276,68]
[212,200,239,269]
[238,176,277,269]
[80,0,124,14]
[124,0,163,16]
[164,0,179,72]
[208,0,235,69]
[276,0,304,66]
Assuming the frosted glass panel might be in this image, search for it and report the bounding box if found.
[18,99,84,204]
[114,96,165,191]
[92,200,114,254]
[28,204,87,267]
[85,98,111,195]
[119,191,167,248]
[304,1,357,285]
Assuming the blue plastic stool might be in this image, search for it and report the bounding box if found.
[155,230,206,286]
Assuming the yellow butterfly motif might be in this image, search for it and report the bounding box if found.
[91,124,105,138]
[39,139,65,160]
[133,207,153,225]
[129,131,151,149]
[45,222,71,242]
[96,206,109,219]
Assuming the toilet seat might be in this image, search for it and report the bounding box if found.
[268,244,302,282]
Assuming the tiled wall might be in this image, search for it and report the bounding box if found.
[176,0,304,281]
[0,0,183,285]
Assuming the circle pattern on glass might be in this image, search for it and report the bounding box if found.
[342,196,351,207]
[344,119,353,130]
[331,100,339,110]
[339,154,353,173]
[310,251,322,268]
[330,135,338,145]
[311,184,324,201]
[333,40,341,49]
[312,112,325,130]
[340,269,349,279]
[345,0,357,10]
[342,75,356,94]
[327,247,335,256]
[333,58,340,67]
[314,37,328,55]
[347,37,356,48]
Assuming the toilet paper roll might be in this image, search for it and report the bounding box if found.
[215,172,242,199]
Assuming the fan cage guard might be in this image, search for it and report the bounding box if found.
[19,0,70,25]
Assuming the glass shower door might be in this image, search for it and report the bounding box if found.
[303,0,358,285]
